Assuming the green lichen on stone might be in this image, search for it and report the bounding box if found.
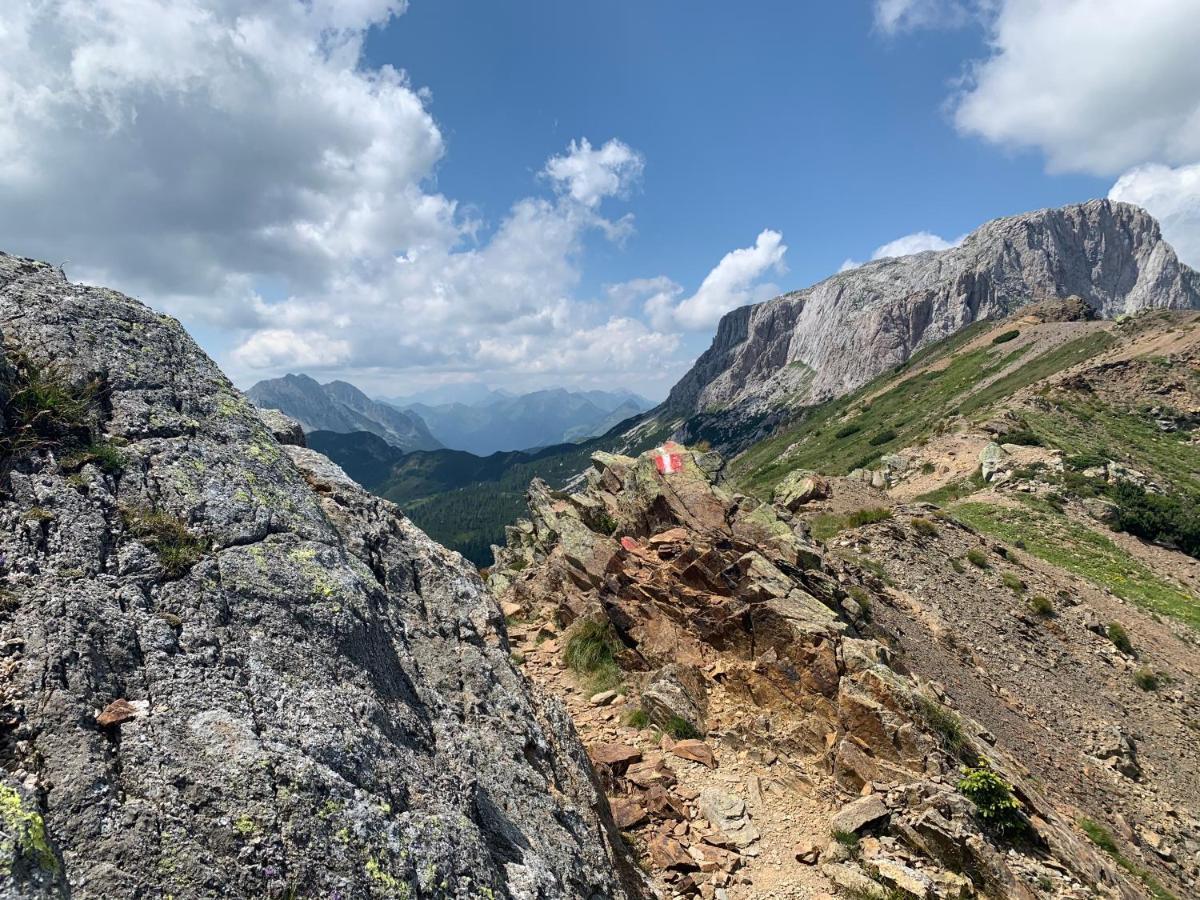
[365,856,410,898]
[0,784,57,874]
[233,815,257,836]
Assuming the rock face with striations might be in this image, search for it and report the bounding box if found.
[0,253,645,899]
[665,200,1200,445]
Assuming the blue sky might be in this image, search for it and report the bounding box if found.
[1,1,1197,400]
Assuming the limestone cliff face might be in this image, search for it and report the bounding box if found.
[666,200,1200,427]
[0,254,645,899]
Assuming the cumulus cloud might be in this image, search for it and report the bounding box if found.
[873,0,976,34]
[0,0,696,392]
[543,138,644,208]
[840,230,963,272]
[643,230,788,331]
[952,0,1200,176]
[1109,164,1200,268]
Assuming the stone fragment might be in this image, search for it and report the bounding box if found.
[648,833,696,870]
[830,794,889,834]
[590,689,619,706]
[672,740,717,769]
[589,743,642,771]
[794,841,821,864]
[698,788,760,848]
[871,858,931,898]
[773,471,830,511]
[96,698,148,728]
[609,797,648,830]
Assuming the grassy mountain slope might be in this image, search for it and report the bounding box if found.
[732,303,1200,634]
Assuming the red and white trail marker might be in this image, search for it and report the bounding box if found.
[654,443,684,475]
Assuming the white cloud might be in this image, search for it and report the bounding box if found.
[643,230,788,331]
[0,1,691,393]
[952,0,1200,176]
[871,231,960,259]
[873,0,975,34]
[1109,163,1200,268]
[543,138,644,208]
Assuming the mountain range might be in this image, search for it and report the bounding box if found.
[246,373,442,452]
[393,387,651,455]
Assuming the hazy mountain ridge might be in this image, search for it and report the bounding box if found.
[390,387,653,455]
[246,373,441,452]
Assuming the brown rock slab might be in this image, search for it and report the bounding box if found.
[96,698,147,728]
[672,739,717,769]
[830,794,889,834]
[589,742,642,772]
[648,833,696,870]
[610,796,648,830]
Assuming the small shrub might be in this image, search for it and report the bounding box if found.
[590,511,617,536]
[966,547,989,569]
[920,461,936,475]
[121,506,209,580]
[957,765,1026,839]
[835,422,862,439]
[1065,451,1108,471]
[623,708,650,729]
[868,428,897,446]
[1028,596,1054,617]
[1000,571,1025,593]
[998,428,1042,447]
[991,329,1020,345]
[950,557,966,574]
[1107,622,1133,655]
[1133,668,1160,691]
[910,517,939,537]
[664,715,700,740]
[848,585,873,622]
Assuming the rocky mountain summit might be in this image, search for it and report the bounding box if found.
[664,201,1200,451]
[489,440,1199,899]
[0,253,645,899]
[248,374,442,452]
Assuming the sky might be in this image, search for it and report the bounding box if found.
[1,0,1198,400]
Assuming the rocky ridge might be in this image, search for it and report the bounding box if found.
[663,201,1200,451]
[0,253,645,899]
[488,443,1185,898]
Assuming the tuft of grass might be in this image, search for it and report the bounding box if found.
[1079,818,1178,900]
[623,708,650,729]
[1107,622,1133,655]
[563,619,623,692]
[949,557,966,574]
[121,506,210,580]
[61,441,125,476]
[831,829,861,853]
[0,350,101,463]
[966,547,989,569]
[1028,596,1054,617]
[910,517,939,537]
[1000,571,1025,593]
[915,695,967,758]
[664,715,700,740]
[1133,668,1160,691]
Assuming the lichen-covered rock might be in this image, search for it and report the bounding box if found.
[0,252,646,900]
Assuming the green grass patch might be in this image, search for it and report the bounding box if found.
[1133,668,1161,691]
[1000,571,1025,593]
[1028,596,1054,617]
[121,506,209,579]
[950,500,1200,630]
[664,715,700,740]
[915,695,968,758]
[991,329,1020,344]
[1079,818,1177,900]
[910,517,939,537]
[563,619,624,692]
[809,506,893,541]
[1107,622,1134,655]
[623,708,650,729]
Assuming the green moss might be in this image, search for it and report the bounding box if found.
[365,857,410,898]
[0,784,57,874]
